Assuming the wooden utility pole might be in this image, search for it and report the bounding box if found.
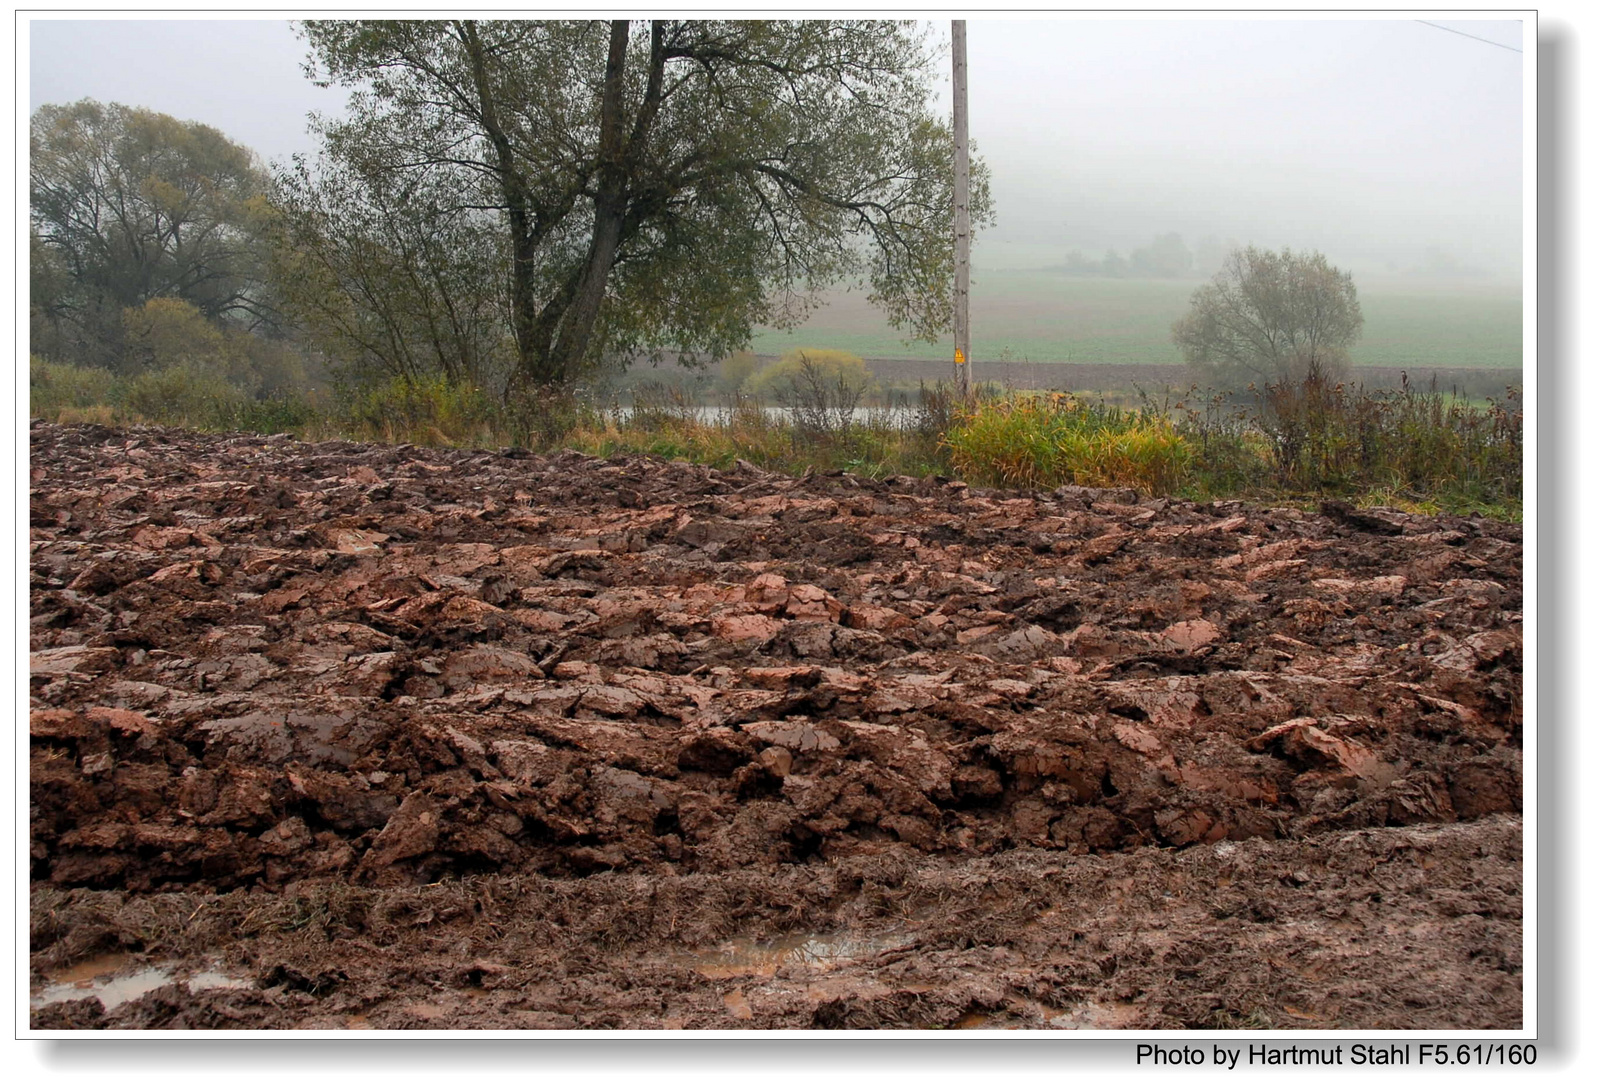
[951,19,972,397]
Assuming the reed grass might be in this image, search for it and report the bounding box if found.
[29,359,1521,519]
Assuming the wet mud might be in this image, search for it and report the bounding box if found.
[28,422,1523,1030]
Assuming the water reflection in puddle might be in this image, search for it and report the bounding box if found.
[689,930,915,979]
[955,1000,1144,1030]
[31,953,254,1013]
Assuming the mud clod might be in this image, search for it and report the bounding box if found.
[29,423,1522,1029]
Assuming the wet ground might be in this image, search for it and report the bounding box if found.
[28,422,1522,1030]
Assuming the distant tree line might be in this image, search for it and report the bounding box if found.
[1050,233,1244,280]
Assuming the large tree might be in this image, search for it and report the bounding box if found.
[30,100,274,364]
[1172,246,1363,388]
[289,19,991,390]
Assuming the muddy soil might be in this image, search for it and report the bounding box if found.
[28,422,1523,1030]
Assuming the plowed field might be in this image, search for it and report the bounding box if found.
[27,422,1523,1030]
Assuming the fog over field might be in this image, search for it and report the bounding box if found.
[948,19,1523,281]
[29,15,1523,283]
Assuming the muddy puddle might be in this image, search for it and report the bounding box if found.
[955,1000,1146,1030]
[32,952,253,1013]
[688,929,918,978]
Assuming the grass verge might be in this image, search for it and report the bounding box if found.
[29,358,1521,521]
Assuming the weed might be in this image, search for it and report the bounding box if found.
[30,356,1520,518]
[944,392,1191,495]
[30,357,120,418]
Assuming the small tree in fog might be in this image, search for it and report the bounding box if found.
[1172,246,1362,389]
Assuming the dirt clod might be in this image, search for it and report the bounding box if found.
[29,423,1523,1029]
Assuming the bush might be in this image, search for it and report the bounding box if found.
[628,380,700,433]
[715,351,761,397]
[121,298,256,385]
[1257,367,1520,509]
[744,348,875,437]
[30,357,119,418]
[123,362,250,428]
[944,393,1191,495]
[232,395,323,434]
[344,374,501,446]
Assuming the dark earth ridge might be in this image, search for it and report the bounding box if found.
[29,421,1522,1030]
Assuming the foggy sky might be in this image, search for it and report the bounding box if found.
[27,15,1525,279]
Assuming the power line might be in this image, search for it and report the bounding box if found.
[1415,20,1523,54]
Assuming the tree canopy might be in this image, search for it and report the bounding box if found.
[285,19,991,391]
[30,100,274,366]
[1172,246,1363,388]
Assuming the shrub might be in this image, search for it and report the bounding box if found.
[745,348,875,437]
[715,351,761,397]
[628,380,700,433]
[1254,366,1521,510]
[121,298,255,386]
[944,393,1191,495]
[30,357,119,418]
[123,362,249,427]
[344,374,500,446]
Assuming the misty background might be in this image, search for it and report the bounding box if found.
[28,16,1524,282]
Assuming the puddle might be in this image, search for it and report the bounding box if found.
[1042,1000,1145,1029]
[31,953,254,1013]
[722,988,754,1020]
[688,930,916,979]
[954,999,1144,1030]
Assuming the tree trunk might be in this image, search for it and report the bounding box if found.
[542,20,633,385]
[457,21,549,392]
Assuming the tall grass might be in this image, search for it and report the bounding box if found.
[30,356,320,434]
[342,374,502,447]
[1253,368,1521,511]
[29,356,1521,518]
[944,392,1191,494]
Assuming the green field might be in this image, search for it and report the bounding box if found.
[749,272,1523,370]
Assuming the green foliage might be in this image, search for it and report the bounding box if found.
[744,348,876,438]
[1255,370,1521,509]
[292,18,993,388]
[715,352,761,396]
[1172,247,1363,388]
[122,363,252,428]
[944,393,1191,495]
[120,298,245,379]
[32,354,318,434]
[268,153,514,389]
[30,357,120,417]
[343,375,502,447]
[745,349,872,399]
[30,99,273,364]
[31,357,1520,519]
[1162,392,1273,500]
